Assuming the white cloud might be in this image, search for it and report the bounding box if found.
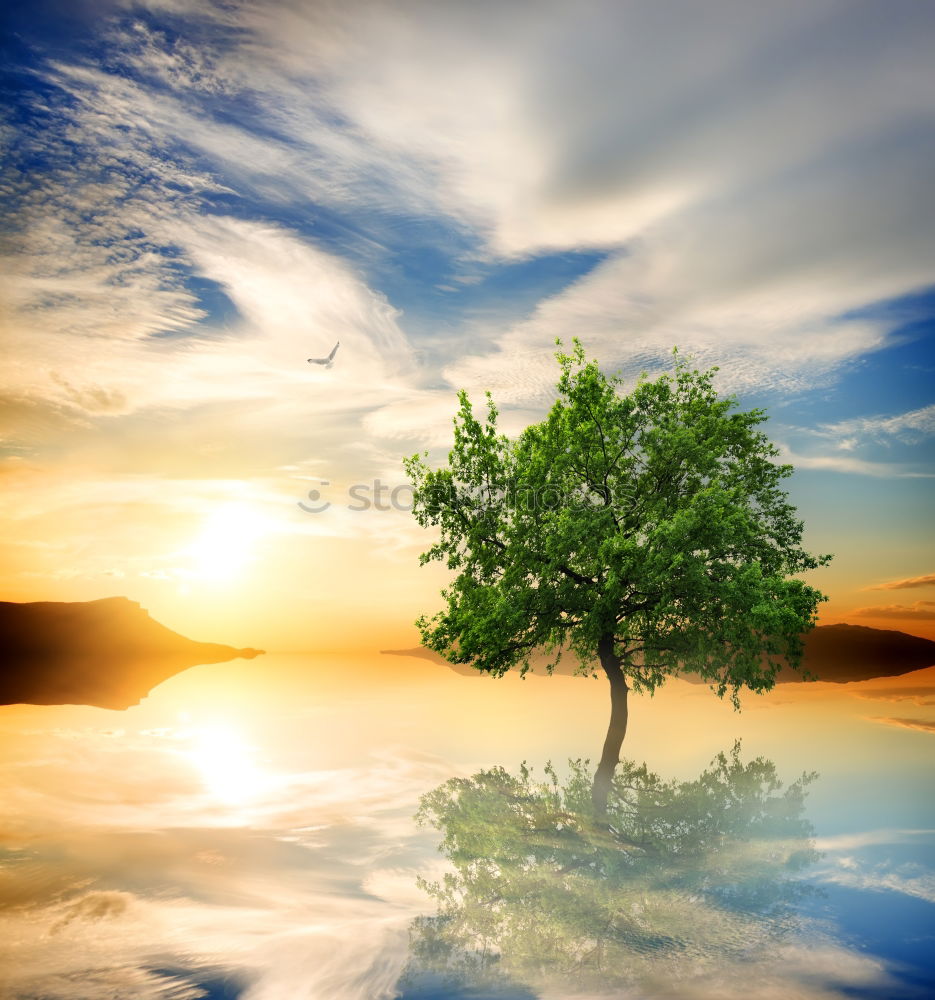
[767,403,935,480]
[773,446,935,479]
[816,854,935,904]
[814,828,935,851]
[440,118,934,399]
[227,0,935,258]
[203,0,933,407]
[817,403,935,446]
[9,0,935,435]
[3,206,421,433]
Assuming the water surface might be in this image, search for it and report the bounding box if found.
[1,653,933,998]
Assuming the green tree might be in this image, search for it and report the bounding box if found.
[404,343,830,811]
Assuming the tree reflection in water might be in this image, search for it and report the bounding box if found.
[403,743,819,996]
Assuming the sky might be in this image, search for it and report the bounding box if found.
[2,0,934,650]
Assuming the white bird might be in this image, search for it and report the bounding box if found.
[308,342,340,368]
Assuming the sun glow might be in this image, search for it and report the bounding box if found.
[186,722,266,803]
[185,503,271,583]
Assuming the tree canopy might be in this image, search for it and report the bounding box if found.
[405,343,831,808]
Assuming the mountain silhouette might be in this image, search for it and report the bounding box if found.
[0,597,263,709]
[383,623,935,684]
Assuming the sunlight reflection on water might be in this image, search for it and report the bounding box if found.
[0,653,933,998]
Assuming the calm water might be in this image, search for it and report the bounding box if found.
[1,653,933,999]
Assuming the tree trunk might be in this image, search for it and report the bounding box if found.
[591,633,629,815]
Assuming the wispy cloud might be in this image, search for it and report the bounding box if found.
[812,827,935,908]
[7,0,935,435]
[853,687,935,707]
[771,401,935,479]
[866,573,935,591]
[814,828,935,852]
[852,602,935,621]
[818,403,935,446]
[773,446,934,479]
[12,0,935,404]
[868,716,935,734]
[817,860,935,905]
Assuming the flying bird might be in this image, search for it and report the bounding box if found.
[308,342,340,368]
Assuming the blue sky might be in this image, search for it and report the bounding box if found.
[2,0,934,646]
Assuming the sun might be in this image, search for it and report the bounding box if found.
[185,503,271,583]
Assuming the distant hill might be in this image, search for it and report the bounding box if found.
[382,624,935,684]
[778,624,935,682]
[0,597,263,709]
